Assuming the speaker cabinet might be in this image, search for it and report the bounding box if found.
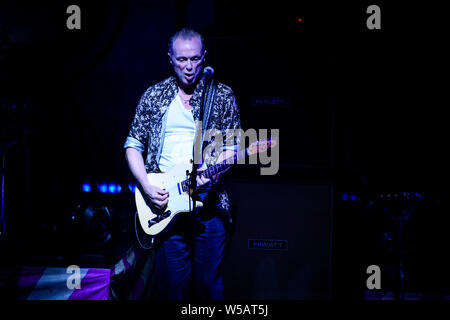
[222,176,333,299]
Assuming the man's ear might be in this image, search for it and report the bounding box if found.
[168,52,173,65]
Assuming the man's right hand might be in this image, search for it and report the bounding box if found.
[125,147,169,211]
[142,184,169,210]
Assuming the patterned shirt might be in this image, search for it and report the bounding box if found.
[124,75,241,213]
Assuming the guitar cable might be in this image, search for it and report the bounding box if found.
[134,210,154,250]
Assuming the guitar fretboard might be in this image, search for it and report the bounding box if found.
[181,148,248,192]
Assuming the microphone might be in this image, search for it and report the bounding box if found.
[203,66,214,77]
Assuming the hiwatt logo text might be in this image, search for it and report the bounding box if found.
[248,239,288,251]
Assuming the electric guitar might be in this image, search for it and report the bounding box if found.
[135,139,277,235]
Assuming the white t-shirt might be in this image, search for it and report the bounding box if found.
[158,94,196,172]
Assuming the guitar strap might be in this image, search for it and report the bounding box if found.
[190,77,216,197]
[200,78,217,145]
[192,77,216,169]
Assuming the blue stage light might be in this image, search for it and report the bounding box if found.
[82,183,91,193]
[128,183,136,194]
[108,184,117,193]
[342,193,348,201]
[84,181,125,194]
[350,194,357,201]
[98,183,108,193]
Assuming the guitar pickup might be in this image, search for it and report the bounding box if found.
[149,210,171,227]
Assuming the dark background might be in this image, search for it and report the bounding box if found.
[0,0,447,299]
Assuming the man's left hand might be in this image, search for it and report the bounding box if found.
[196,150,236,189]
[196,171,218,189]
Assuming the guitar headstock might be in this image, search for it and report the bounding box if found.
[248,139,277,156]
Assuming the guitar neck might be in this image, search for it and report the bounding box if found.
[180,148,248,191]
[202,148,248,179]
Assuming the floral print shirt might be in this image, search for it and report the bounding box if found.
[124,76,241,213]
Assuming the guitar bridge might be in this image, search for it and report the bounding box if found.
[148,210,171,227]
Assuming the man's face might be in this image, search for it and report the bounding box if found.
[169,37,206,90]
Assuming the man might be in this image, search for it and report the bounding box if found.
[124,28,241,300]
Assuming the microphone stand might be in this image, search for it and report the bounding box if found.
[188,70,213,298]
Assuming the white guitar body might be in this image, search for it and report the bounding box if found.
[135,161,203,236]
[134,139,276,236]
